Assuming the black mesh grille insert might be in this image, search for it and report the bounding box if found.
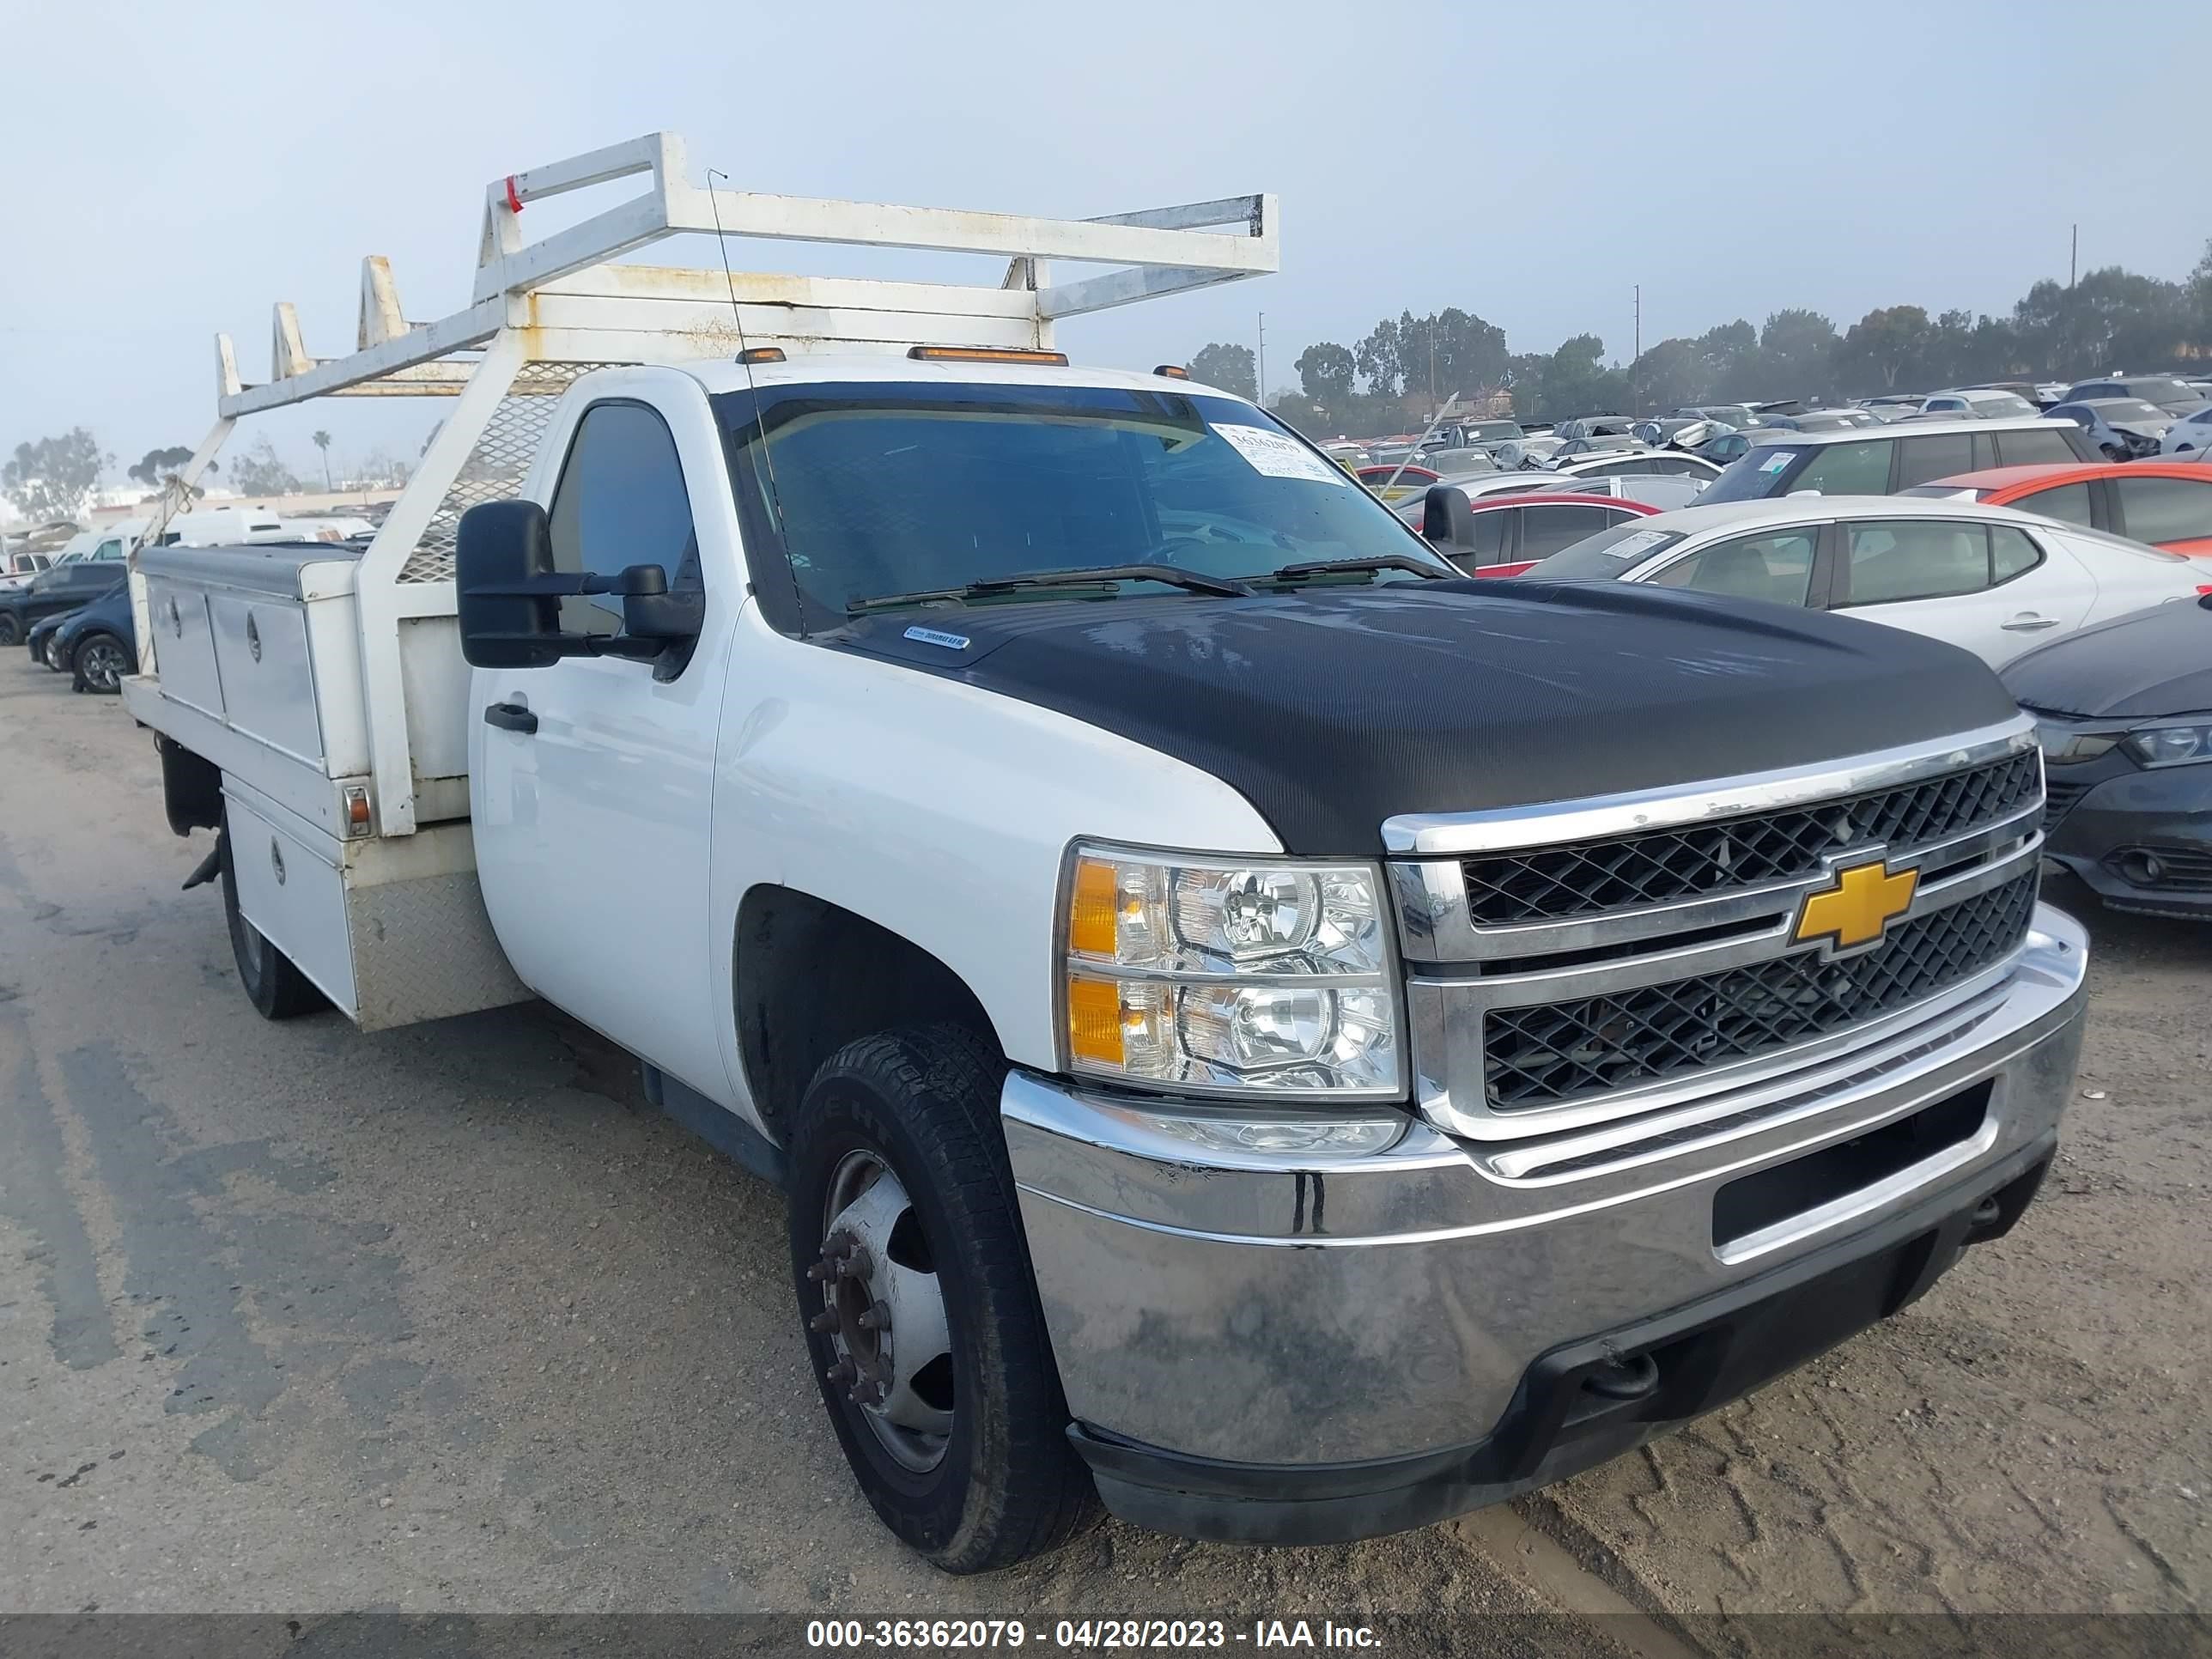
[1460,751,2039,926]
[1482,872,2038,1110]
[2043,778,2092,830]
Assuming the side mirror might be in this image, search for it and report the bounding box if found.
[456,500,702,669]
[1421,485,1475,545]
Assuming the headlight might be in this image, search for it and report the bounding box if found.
[1059,843,1401,1097]
[2123,721,2212,769]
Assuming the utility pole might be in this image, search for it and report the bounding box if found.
[1633,285,1642,415]
[1256,311,1266,408]
[2069,225,2077,289]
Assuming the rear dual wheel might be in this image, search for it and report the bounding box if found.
[787,1025,1098,1573]
[216,822,325,1020]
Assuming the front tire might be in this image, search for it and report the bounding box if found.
[787,1024,1098,1573]
[0,613,21,647]
[217,824,325,1020]
[71,630,130,693]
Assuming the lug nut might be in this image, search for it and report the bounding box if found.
[849,1380,884,1407]
[825,1358,855,1386]
[856,1301,889,1332]
[805,1260,834,1282]
[837,1248,873,1281]
[809,1309,840,1334]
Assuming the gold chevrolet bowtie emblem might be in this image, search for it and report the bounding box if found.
[1795,859,1917,951]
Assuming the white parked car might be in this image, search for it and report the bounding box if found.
[2161,404,2212,455]
[1917,388,2043,421]
[1526,495,2207,667]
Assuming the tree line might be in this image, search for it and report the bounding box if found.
[1189,242,2212,437]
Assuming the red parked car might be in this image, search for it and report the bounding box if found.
[1904,461,2212,556]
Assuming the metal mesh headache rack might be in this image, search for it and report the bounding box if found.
[125,131,1279,842]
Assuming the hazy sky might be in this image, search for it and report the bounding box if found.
[3,0,2207,482]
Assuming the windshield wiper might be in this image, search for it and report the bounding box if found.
[1260,554,1449,583]
[848,562,1251,615]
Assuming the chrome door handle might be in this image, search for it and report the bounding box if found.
[2001,615,2060,631]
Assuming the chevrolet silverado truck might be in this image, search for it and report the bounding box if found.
[118,137,2087,1571]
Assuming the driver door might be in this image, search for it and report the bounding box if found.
[470,389,735,1100]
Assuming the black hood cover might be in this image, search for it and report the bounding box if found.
[2002,597,2212,721]
[831,581,2020,856]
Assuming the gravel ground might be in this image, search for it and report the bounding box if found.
[1,664,2203,1650]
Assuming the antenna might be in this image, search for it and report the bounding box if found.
[705,167,805,632]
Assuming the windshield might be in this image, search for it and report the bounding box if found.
[1463,420,1521,442]
[2097,399,2168,422]
[1695,446,1800,503]
[1526,520,1686,579]
[713,383,1452,624]
[2121,380,2194,407]
[1968,394,2038,417]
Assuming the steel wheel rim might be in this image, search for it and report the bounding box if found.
[82,641,124,690]
[811,1149,954,1474]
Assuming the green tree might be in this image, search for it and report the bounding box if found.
[1186,342,1256,399]
[1537,335,1628,420]
[1832,306,1935,392]
[1295,342,1357,404]
[1353,316,1402,399]
[312,429,333,491]
[228,437,302,498]
[126,445,218,488]
[1626,337,1708,414]
[3,428,109,523]
[1753,309,1838,399]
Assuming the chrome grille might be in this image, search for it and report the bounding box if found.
[1480,872,2038,1110]
[1458,750,2039,926]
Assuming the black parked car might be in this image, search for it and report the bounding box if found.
[2007,594,2212,921]
[53,581,137,692]
[26,605,77,669]
[0,553,131,645]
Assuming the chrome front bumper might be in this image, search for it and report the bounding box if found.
[1003,903,2087,1486]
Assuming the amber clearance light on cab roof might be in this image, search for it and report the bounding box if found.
[906,345,1069,366]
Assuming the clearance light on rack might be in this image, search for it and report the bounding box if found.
[907,345,1070,367]
[736,346,787,365]
[1153,364,1192,380]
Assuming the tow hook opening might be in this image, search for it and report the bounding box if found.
[1582,1351,1660,1402]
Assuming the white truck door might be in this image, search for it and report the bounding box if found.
[470,390,734,1100]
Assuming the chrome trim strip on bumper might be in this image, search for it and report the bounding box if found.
[1381,715,2036,856]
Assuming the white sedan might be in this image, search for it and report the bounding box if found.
[1525,495,2208,667]
[2161,404,2212,455]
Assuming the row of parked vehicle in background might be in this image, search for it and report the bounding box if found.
[0,505,380,689]
[1358,375,2212,926]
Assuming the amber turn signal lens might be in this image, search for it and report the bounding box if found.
[1066,856,1117,957]
[1066,975,1124,1066]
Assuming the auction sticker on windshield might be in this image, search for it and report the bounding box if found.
[1759,450,1798,473]
[1212,422,1352,486]
[1602,530,1674,561]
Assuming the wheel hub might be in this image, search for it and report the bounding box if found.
[811,1154,954,1472]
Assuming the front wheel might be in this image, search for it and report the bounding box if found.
[0,613,21,647]
[217,824,325,1020]
[787,1025,1098,1573]
[71,630,130,693]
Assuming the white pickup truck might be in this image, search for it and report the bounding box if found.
[122,136,2089,1571]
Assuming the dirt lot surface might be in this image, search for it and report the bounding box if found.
[1,664,2205,1652]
